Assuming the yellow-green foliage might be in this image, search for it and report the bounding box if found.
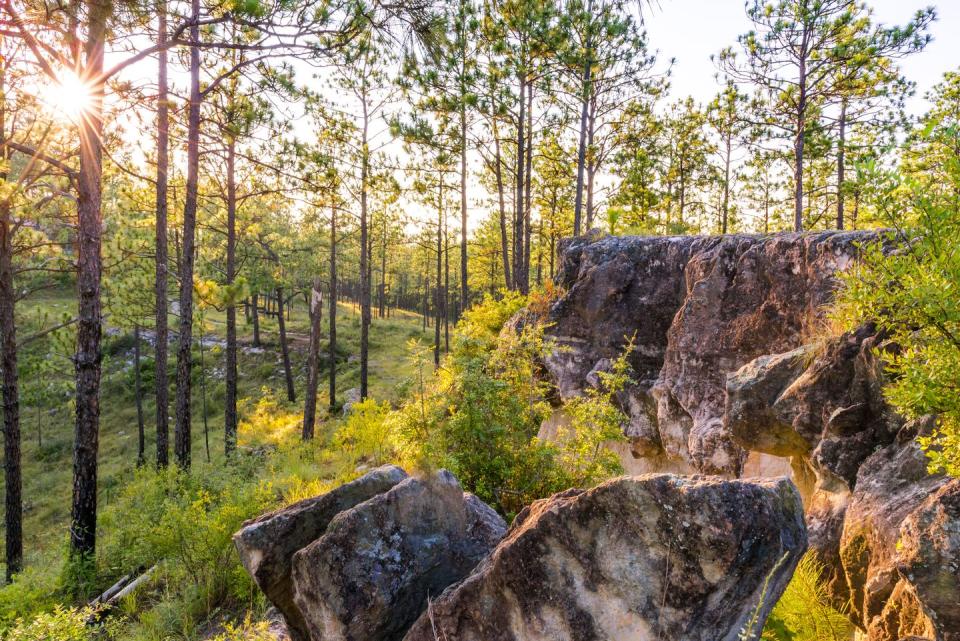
[333,399,394,466]
[3,605,115,641]
[832,125,960,476]
[390,291,625,516]
[208,614,275,641]
[762,554,853,641]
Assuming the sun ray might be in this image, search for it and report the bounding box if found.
[37,69,94,124]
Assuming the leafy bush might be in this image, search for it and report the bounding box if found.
[833,124,960,476]
[389,292,626,516]
[3,605,115,641]
[333,399,394,466]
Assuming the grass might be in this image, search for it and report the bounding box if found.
[2,287,434,580]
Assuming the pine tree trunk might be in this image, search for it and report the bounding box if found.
[71,0,110,559]
[174,0,202,470]
[460,101,469,309]
[251,294,261,347]
[359,101,370,400]
[584,96,596,230]
[572,2,594,237]
[722,134,731,234]
[522,82,533,294]
[444,206,450,354]
[513,72,525,290]
[836,99,847,230]
[224,138,238,457]
[329,205,338,412]
[303,279,323,440]
[198,321,210,463]
[154,0,170,469]
[0,199,22,582]
[794,59,807,233]
[434,181,443,369]
[492,126,511,289]
[276,287,295,403]
[134,325,145,467]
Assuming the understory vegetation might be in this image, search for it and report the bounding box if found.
[0,292,632,639]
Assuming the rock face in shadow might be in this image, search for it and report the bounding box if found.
[545,231,874,476]
[234,465,408,641]
[403,475,807,641]
[290,470,506,641]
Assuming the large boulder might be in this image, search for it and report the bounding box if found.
[544,231,876,476]
[234,465,408,641]
[403,475,807,641]
[290,470,506,641]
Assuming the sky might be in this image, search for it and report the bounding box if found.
[645,0,960,116]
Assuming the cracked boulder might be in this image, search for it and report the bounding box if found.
[403,474,807,641]
[234,465,408,641]
[290,470,506,641]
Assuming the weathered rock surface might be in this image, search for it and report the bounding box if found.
[234,465,408,641]
[546,231,875,476]
[540,231,959,641]
[290,470,507,641]
[403,474,806,641]
[838,419,959,641]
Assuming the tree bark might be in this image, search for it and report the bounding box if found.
[134,324,145,467]
[224,138,238,457]
[303,279,323,440]
[0,199,22,582]
[359,98,370,399]
[276,287,295,403]
[154,0,170,469]
[434,180,443,369]
[513,72,525,291]
[572,0,594,237]
[174,0,202,470]
[71,0,111,559]
[328,205,337,411]
[459,100,469,308]
[836,98,847,230]
[251,294,261,347]
[521,81,533,294]
[584,95,596,231]
[492,123,511,289]
[793,56,807,233]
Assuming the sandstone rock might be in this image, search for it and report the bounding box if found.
[839,421,958,641]
[544,231,878,476]
[403,474,807,641]
[290,470,506,641]
[726,323,901,491]
[233,465,408,641]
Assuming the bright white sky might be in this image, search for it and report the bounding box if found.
[646,0,960,115]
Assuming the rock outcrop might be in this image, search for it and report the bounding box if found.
[546,231,874,476]
[403,474,807,641]
[234,465,408,641]
[541,231,959,640]
[235,467,505,641]
[291,470,506,641]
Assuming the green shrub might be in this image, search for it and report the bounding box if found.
[3,605,116,641]
[833,124,960,476]
[389,292,626,517]
[333,399,394,466]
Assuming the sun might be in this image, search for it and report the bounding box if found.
[38,70,94,123]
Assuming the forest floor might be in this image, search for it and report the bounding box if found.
[6,287,434,572]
